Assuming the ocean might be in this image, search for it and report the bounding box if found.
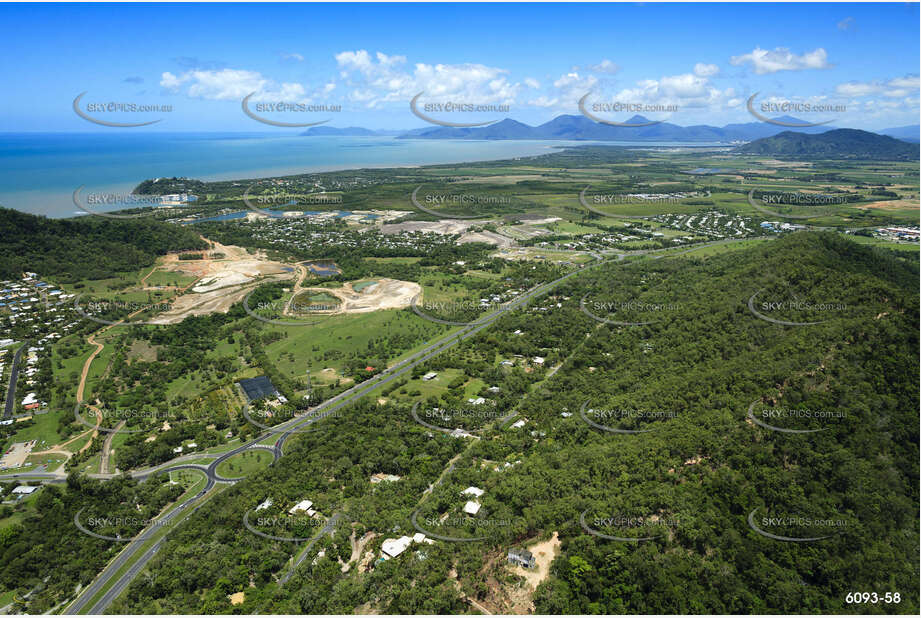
[0,133,722,218]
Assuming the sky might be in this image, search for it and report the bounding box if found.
[0,2,918,132]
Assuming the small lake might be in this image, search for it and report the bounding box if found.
[353,280,379,292]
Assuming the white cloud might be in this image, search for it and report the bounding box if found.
[836,75,920,98]
[281,52,305,62]
[528,72,598,109]
[334,49,519,107]
[694,63,720,77]
[729,47,831,74]
[587,59,620,74]
[530,64,738,118]
[524,78,541,89]
[159,68,322,103]
[837,17,854,31]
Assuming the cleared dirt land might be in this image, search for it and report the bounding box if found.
[292,278,422,315]
[148,241,294,324]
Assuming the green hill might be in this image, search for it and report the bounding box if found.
[0,207,207,282]
[98,232,918,615]
[734,128,919,160]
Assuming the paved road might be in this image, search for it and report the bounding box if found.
[65,472,216,615]
[2,341,27,418]
[55,237,767,613]
[62,257,607,614]
[279,512,342,585]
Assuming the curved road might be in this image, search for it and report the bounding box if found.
[54,236,767,614]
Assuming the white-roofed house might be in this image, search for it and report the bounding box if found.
[289,499,313,514]
[381,535,413,559]
[463,501,481,515]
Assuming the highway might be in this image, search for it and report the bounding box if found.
[59,255,607,614]
[54,236,767,613]
[65,471,217,614]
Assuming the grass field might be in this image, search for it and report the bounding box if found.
[215,449,273,478]
[264,307,448,383]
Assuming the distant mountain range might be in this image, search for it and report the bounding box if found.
[734,128,919,160]
[302,114,919,144]
[879,125,921,143]
[301,126,428,137]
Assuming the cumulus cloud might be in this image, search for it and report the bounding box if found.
[524,78,541,89]
[836,75,920,98]
[528,72,598,109]
[694,63,719,77]
[334,49,520,107]
[160,68,319,103]
[729,47,831,74]
[587,59,620,74]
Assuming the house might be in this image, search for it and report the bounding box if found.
[508,547,536,569]
[532,356,545,365]
[422,372,438,381]
[370,473,402,484]
[463,501,481,515]
[11,485,39,496]
[450,428,474,439]
[381,536,412,559]
[511,419,527,429]
[289,499,313,514]
[461,486,484,498]
[255,497,273,511]
[467,397,486,406]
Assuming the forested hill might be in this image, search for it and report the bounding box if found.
[99,231,918,615]
[734,128,919,160]
[0,207,207,282]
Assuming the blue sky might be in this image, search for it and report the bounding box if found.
[1,2,918,131]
